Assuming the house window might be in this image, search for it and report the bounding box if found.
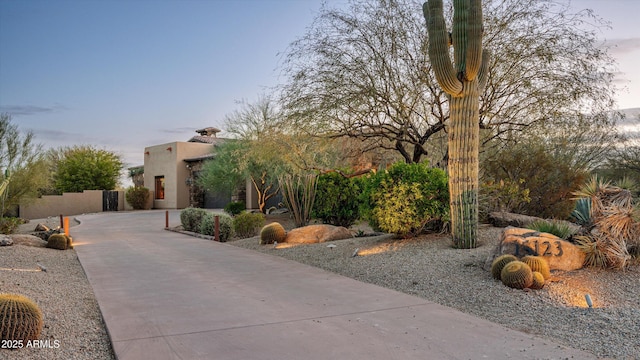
[155,176,165,199]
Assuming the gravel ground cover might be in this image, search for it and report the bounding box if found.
[1,219,115,360]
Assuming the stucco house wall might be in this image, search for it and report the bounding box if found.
[143,141,213,209]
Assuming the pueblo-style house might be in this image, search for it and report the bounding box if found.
[132,127,253,210]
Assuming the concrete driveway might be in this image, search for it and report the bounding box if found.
[73,210,595,360]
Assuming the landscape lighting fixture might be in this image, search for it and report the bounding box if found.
[585,294,593,308]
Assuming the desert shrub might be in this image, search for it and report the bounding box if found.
[526,219,575,240]
[224,201,246,216]
[125,186,150,210]
[180,207,208,232]
[361,162,448,237]
[482,143,589,219]
[479,179,531,222]
[233,212,265,238]
[313,171,362,227]
[279,173,317,228]
[0,217,25,234]
[199,212,234,241]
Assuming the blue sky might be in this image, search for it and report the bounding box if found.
[1,0,639,180]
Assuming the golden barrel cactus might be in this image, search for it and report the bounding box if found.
[490,254,518,280]
[0,293,43,343]
[530,271,546,290]
[522,255,551,280]
[260,222,286,245]
[500,261,533,289]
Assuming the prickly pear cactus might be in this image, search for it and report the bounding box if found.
[423,0,490,249]
[260,222,286,245]
[522,255,550,280]
[530,271,546,290]
[500,261,533,289]
[491,254,518,280]
[0,293,43,343]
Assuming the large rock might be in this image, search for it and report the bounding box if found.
[34,223,51,232]
[9,234,47,247]
[285,225,353,244]
[488,212,543,228]
[0,235,13,246]
[485,227,585,271]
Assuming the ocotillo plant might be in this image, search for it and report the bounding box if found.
[423,0,489,248]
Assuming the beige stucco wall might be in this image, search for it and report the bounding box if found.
[20,190,122,220]
[143,141,213,209]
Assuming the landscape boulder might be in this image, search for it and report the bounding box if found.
[285,225,353,244]
[488,212,543,228]
[8,234,47,247]
[485,227,585,272]
[0,235,13,246]
[34,223,50,232]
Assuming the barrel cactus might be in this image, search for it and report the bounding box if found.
[46,233,72,250]
[260,222,286,245]
[522,255,551,280]
[0,293,43,343]
[530,271,546,290]
[500,261,533,289]
[490,254,518,280]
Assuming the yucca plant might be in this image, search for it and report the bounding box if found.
[574,235,608,268]
[572,176,639,269]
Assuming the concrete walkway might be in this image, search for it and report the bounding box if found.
[73,211,595,360]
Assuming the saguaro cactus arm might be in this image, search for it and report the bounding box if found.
[423,1,462,95]
[464,0,484,79]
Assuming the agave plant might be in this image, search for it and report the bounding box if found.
[527,219,575,240]
[571,197,592,228]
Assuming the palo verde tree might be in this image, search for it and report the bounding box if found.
[423,0,489,248]
[198,96,293,213]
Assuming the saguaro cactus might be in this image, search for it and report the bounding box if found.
[423,0,489,248]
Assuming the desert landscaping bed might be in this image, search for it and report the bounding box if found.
[3,215,640,359]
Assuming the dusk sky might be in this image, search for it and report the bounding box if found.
[1,0,639,185]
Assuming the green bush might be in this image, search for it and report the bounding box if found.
[479,179,531,222]
[199,212,234,241]
[233,212,265,238]
[224,201,246,216]
[180,207,208,232]
[360,162,449,237]
[125,186,150,210]
[0,217,26,234]
[313,171,362,227]
[482,143,589,219]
